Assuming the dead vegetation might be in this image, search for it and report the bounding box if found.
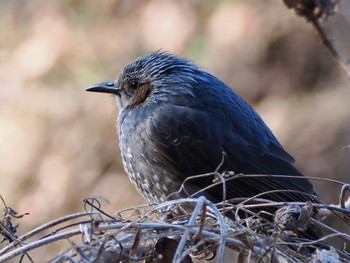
[0,174,349,262]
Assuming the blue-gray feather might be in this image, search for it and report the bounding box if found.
[114,51,317,207]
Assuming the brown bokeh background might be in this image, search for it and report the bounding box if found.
[0,0,349,260]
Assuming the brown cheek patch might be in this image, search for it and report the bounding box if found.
[127,83,152,110]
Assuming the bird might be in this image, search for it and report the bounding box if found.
[86,51,319,219]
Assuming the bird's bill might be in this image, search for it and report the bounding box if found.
[86,81,121,96]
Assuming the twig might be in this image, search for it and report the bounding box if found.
[0,228,82,262]
[173,196,206,263]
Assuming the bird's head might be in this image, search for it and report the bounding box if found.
[86,51,206,110]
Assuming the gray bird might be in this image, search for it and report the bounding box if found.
[86,51,319,215]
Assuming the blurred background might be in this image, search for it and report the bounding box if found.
[0,0,349,260]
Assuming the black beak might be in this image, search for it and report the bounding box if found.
[86,81,121,96]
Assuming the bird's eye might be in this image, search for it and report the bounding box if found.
[130,81,138,89]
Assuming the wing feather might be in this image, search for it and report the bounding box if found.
[147,104,317,205]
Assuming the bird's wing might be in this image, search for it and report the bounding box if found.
[146,104,317,204]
